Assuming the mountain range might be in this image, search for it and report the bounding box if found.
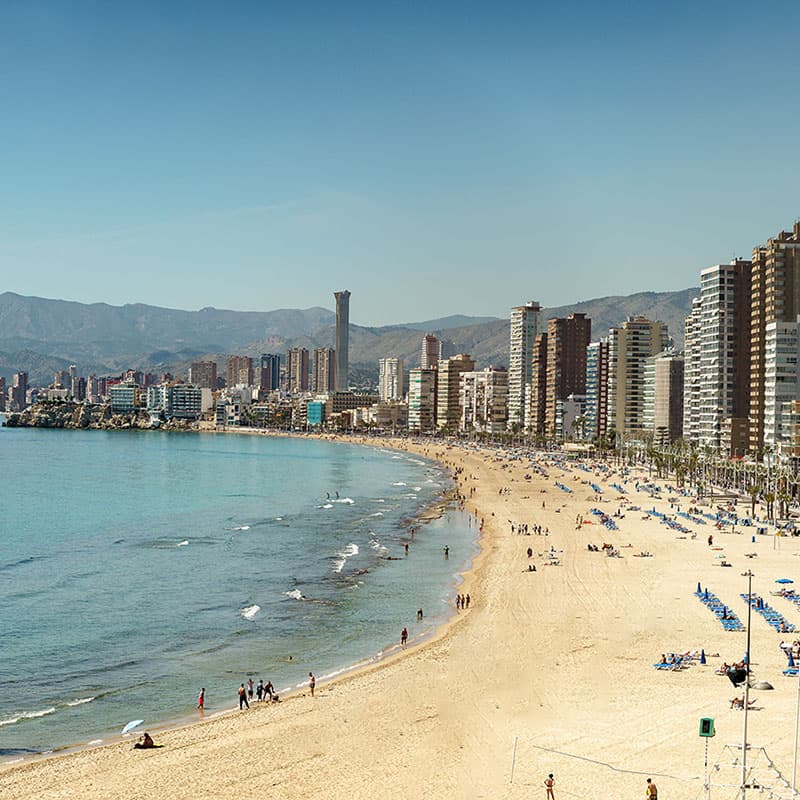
[0,289,698,387]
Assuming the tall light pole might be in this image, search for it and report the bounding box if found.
[792,658,800,800]
[741,570,754,800]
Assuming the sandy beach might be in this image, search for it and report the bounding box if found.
[4,436,800,800]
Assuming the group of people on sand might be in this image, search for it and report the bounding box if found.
[238,677,278,709]
[455,593,470,610]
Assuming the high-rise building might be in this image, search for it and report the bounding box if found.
[584,339,609,440]
[507,301,541,431]
[86,375,100,404]
[543,314,591,436]
[378,357,404,402]
[408,368,437,432]
[607,317,670,439]
[334,290,351,391]
[689,260,752,454]
[260,354,281,392]
[312,347,336,393]
[286,348,310,393]
[643,351,684,446]
[0,377,5,411]
[459,367,508,433]
[527,332,549,435]
[436,354,475,430]
[226,356,253,388]
[11,372,28,412]
[749,222,800,453]
[190,361,218,391]
[682,298,703,446]
[420,334,441,369]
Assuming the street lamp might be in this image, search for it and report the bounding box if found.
[740,570,754,800]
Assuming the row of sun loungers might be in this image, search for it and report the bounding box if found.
[590,507,617,531]
[554,482,572,494]
[695,588,745,631]
[589,483,603,494]
[610,483,626,494]
[740,593,796,633]
[653,650,700,670]
[678,511,706,525]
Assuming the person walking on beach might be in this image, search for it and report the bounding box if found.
[443,545,449,559]
[417,608,424,621]
[466,594,470,608]
[197,687,205,710]
[545,773,555,800]
[401,627,408,647]
[646,778,657,800]
[238,683,249,710]
[309,671,316,697]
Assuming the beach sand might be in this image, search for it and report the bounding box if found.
[4,437,800,799]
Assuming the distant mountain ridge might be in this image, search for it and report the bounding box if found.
[0,289,698,386]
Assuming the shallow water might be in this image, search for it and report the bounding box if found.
[0,428,476,758]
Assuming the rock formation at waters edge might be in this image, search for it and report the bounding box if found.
[3,401,199,431]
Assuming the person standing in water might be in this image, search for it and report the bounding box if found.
[238,683,249,710]
[443,545,449,559]
[197,687,205,710]
[401,627,408,647]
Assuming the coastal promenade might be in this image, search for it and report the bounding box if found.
[4,435,800,799]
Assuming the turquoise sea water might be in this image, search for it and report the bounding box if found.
[0,425,476,760]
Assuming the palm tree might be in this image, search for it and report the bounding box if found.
[764,491,776,523]
[748,484,760,518]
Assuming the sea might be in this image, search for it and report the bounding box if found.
[0,424,477,761]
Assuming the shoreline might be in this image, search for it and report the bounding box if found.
[7,437,800,799]
[0,433,481,774]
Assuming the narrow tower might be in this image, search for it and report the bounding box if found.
[334,290,351,391]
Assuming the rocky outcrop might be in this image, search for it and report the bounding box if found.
[4,402,200,432]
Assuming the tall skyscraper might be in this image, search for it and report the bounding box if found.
[190,361,218,390]
[312,347,336,393]
[436,354,475,430]
[683,261,752,454]
[286,348,310,393]
[543,314,591,435]
[334,290,351,391]
[607,317,670,438]
[507,302,541,431]
[584,339,609,440]
[260,354,281,392]
[749,222,800,453]
[378,357,404,402]
[226,356,253,388]
[11,372,28,412]
[408,368,437,432]
[420,334,441,369]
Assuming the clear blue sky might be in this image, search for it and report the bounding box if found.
[1,1,799,325]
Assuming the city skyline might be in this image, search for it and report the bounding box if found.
[2,3,799,324]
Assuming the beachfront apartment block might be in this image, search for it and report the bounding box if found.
[642,350,684,446]
[420,334,441,370]
[459,367,508,433]
[190,361,218,390]
[226,356,253,389]
[260,354,281,392]
[408,368,437,432]
[749,222,800,454]
[436,354,475,431]
[286,348,310,393]
[312,348,336,393]
[607,316,670,440]
[109,383,142,412]
[507,301,541,431]
[378,357,404,402]
[682,298,702,446]
[584,339,609,441]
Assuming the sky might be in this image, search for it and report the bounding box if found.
[1,1,799,325]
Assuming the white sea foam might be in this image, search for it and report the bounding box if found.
[392,482,407,486]
[369,512,384,517]
[332,543,359,573]
[333,497,354,504]
[177,540,189,547]
[413,487,422,492]
[284,588,304,600]
[66,697,95,707]
[233,525,250,531]
[369,538,389,557]
[239,604,260,620]
[0,707,57,727]
[275,517,283,521]
[88,739,103,745]
[320,503,333,509]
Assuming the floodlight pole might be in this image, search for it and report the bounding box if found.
[741,570,753,800]
[793,662,800,800]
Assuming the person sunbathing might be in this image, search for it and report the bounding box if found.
[134,732,156,749]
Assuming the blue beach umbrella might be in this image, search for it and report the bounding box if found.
[700,649,707,665]
[122,719,144,735]
[789,652,796,668]
[777,578,794,585]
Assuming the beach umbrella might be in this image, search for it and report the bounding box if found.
[777,578,794,584]
[700,649,707,665]
[122,719,144,735]
[789,652,796,668]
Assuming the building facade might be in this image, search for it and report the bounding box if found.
[459,367,508,433]
[436,354,475,431]
[334,290,351,391]
[286,348,310,393]
[643,351,685,446]
[226,356,253,389]
[312,347,336,393]
[584,339,609,440]
[408,368,437,432]
[190,361,218,390]
[259,354,281,392]
[507,301,541,431]
[378,357,404,402]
